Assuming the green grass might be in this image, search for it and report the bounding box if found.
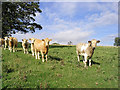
[1,45,118,88]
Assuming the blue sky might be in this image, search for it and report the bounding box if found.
[13,1,118,46]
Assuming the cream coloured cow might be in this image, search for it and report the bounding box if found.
[9,37,18,52]
[76,39,100,67]
[4,37,9,50]
[29,38,36,56]
[22,39,29,54]
[34,38,52,62]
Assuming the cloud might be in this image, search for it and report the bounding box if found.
[51,28,94,44]
[99,33,118,46]
[57,2,77,17]
[85,11,118,29]
[87,2,118,12]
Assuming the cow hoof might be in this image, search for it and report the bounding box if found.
[89,65,92,67]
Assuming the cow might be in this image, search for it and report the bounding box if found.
[29,38,36,56]
[22,39,29,54]
[76,39,100,67]
[4,37,9,50]
[9,37,18,52]
[34,38,52,62]
[0,38,4,48]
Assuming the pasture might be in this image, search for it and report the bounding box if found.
[1,45,118,88]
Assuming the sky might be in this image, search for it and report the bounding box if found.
[12,1,118,46]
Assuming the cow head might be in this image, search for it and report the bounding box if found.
[29,38,35,44]
[9,37,13,42]
[22,39,28,44]
[42,38,52,47]
[88,39,100,49]
[4,37,8,41]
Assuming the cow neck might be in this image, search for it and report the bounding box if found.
[5,40,8,43]
[43,41,49,48]
[88,44,95,52]
[31,43,34,46]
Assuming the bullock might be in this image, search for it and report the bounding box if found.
[29,38,36,56]
[34,38,52,62]
[76,39,100,67]
[0,38,4,48]
[4,37,9,50]
[22,39,29,54]
[9,37,18,52]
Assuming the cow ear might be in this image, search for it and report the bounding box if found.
[49,39,52,41]
[42,39,44,41]
[22,39,23,41]
[88,41,91,43]
[29,38,31,40]
[97,40,100,43]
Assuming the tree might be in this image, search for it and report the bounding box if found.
[68,41,72,45]
[114,37,120,46]
[52,43,60,45]
[2,2,42,38]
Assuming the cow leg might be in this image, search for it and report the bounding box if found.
[35,49,38,59]
[38,52,40,59]
[76,51,80,62]
[23,47,25,54]
[10,47,12,52]
[25,48,27,54]
[13,46,15,52]
[32,49,34,56]
[83,55,87,67]
[46,54,47,62]
[4,45,6,50]
[36,53,38,59]
[89,58,92,67]
[41,51,44,62]
[34,50,36,56]
[9,46,10,50]
[16,45,17,52]
[27,49,28,54]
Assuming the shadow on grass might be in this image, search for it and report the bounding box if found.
[2,86,8,89]
[80,60,100,66]
[49,55,62,61]
[92,60,100,65]
[17,49,23,52]
[28,51,32,54]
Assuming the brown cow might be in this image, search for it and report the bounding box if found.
[0,38,4,48]
[34,38,52,62]
[9,37,18,52]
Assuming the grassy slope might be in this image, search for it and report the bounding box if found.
[2,45,118,88]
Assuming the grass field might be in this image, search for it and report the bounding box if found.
[1,45,119,88]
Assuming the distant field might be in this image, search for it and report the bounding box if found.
[1,45,119,88]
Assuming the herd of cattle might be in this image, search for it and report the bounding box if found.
[0,37,100,67]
